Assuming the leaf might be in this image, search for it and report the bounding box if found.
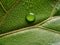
[0,6,5,21]
[0,0,57,34]
[0,0,60,45]
[41,17,60,32]
[0,28,60,45]
[53,2,60,16]
[0,0,16,10]
[0,0,16,23]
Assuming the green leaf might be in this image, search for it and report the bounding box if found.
[0,0,60,45]
[0,0,16,21]
[0,0,56,34]
[0,28,60,45]
[41,17,60,32]
[0,0,16,10]
[0,7,5,21]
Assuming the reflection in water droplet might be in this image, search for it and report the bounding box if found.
[26,13,35,23]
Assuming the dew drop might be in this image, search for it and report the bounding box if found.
[26,13,35,23]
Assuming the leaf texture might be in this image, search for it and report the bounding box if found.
[0,28,60,45]
[0,0,60,45]
[0,0,56,34]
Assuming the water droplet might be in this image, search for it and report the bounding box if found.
[26,13,35,23]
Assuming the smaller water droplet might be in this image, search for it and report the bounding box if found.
[26,13,35,23]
